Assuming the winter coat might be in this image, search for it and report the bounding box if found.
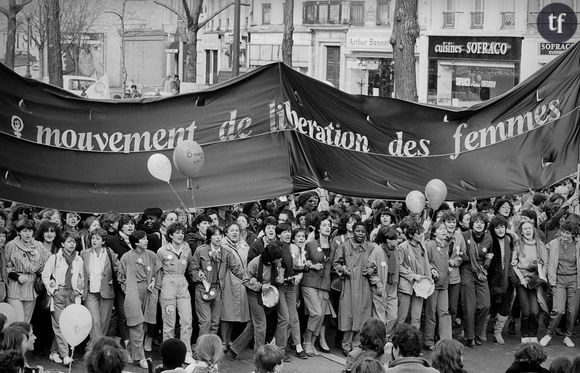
[333,238,373,332]
[546,237,580,287]
[397,240,431,295]
[488,234,515,296]
[118,249,162,326]
[221,240,251,322]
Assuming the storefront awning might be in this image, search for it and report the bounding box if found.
[165,41,179,54]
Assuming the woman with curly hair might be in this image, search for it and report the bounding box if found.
[84,336,127,373]
[504,342,549,373]
[512,220,548,344]
[431,339,467,373]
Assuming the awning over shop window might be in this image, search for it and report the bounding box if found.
[165,41,179,54]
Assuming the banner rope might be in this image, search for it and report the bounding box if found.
[167,182,188,211]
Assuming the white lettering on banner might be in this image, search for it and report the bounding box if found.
[35,122,197,153]
[450,99,561,159]
[11,98,562,158]
[269,100,370,153]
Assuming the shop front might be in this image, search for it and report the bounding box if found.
[345,29,405,97]
[428,36,522,107]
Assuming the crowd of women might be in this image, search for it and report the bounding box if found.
[0,179,579,371]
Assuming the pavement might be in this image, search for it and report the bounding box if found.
[27,325,580,373]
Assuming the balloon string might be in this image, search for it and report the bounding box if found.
[191,186,197,211]
[167,182,188,211]
[68,346,74,373]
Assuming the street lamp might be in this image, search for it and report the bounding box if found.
[105,10,127,94]
[25,16,31,78]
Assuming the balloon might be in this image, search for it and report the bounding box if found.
[405,190,426,214]
[0,303,17,326]
[425,179,448,210]
[59,304,92,347]
[147,153,172,183]
[173,140,205,178]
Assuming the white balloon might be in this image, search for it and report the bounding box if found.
[0,303,17,326]
[405,190,426,214]
[425,179,448,210]
[59,304,93,347]
[147,153,172,183]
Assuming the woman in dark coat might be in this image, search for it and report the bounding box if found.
[487,215,515,345]
[460,212,492,348]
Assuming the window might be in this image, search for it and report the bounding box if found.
[263,3,271,25]
[501,0,515,28]
[350,2,365,25]
[304,2,317,23]
[443,0,455,28]
[302,2,348,24]
[329,3,341,23]
[377,0,391,26]
[471,0,484,28]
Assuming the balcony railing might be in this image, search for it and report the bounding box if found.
[502,11,515,28]
[443,11,455,28]
[471,11,484,29]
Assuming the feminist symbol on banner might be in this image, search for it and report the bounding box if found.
[11,115,24,138]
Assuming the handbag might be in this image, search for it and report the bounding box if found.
[33,274,45,294]
[330,276,343,292]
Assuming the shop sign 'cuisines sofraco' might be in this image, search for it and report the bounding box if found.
[1,41,580,212]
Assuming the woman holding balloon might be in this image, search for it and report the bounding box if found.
[42,229,84,366]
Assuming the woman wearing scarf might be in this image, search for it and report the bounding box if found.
[41,229,84,366]
[366,226,400,340]
[191,225,243,336]
[441,211,464,335]
[424,222,452,350]
[6,219,50,323]
[333,221,374,356]
[272,223,296,358]
[289,228,307,358]
[157,222,194,364]
[228,241,284,360]
[488,215,515,345]
[302,215,334,357]
[220,223,251,351]
[81,228,120,348]
[31,221,61,358]
[460,212,492,348]
[397,220,431,332]
[236,214,257,247]
[106,214,135,351]
[118,230,161,368]
[512,220,548,343]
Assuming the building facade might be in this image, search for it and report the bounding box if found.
[1,0,578,102]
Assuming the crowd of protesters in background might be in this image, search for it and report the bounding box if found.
[1,177,580,372]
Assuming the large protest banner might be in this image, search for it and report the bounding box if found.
[0,42,579,212]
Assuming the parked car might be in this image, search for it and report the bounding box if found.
[62,75,97,96]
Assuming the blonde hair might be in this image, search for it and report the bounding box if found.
[195,334,223,368]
